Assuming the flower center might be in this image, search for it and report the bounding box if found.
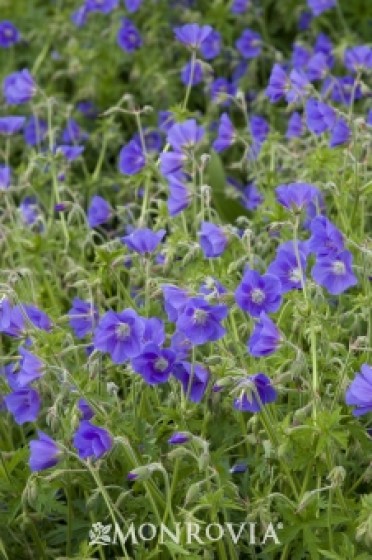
[193,309,208,325]
[4,28,14,38]
[154,357,169,372]
[289,268,302,283]
[331,260,346,275]
[115,323,131,340]
[251,288,265,304]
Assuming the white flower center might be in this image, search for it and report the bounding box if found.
[289,268,302,283]
[115,323,131,340]
[251,288,265,304]
[331,261,346,275]
[193,309,208,325]
[155,357,169,372]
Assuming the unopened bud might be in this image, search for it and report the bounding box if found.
[327,466,346,488]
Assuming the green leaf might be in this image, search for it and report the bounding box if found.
[164,541,191,556]
[206,151,250,224]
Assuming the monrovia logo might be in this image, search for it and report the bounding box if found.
[88,521,283,547]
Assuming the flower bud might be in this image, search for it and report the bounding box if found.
[327,466,346,488]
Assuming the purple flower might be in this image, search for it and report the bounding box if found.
[322,76,362,106]
[210,78,236,106]
[176,297,228,345]
[167,173,191,215]
[240,182,264,210]
[131,343,176,384]
[87,195,112,228]
[329,119,350,148]
[3,69,36,105]
[234,373,277,412]
[167,119,204,151]
[286,69,310,104]
[0,305,17,336]
[230,462,248,474]
[22,304,52,332]
[232,60,248,85]
[250,115,269,145]
[61,119,87,144]
[117,18,142,52]
[29,431,60,472]
[174,23,213,49]
[68,298,99,338]
[76,99,98,119]
[235,268,282,317]
[266,64,288,102]
[266,64,309,104]
[73,420,113,459]
[20,196,40,226]
[306,98,336,134]
[236,29,262,59]
[56,145,84,161]
[71,5,88,26]
[307,0,336,17]
[78,398,95,420]
[180,60,204,86]
[170,331,192,360]
[292,43,311,70]
[345,364,372,417]
[298,11,313,31]
[248,313,281,357]
[158,111,175,133]
[94,309,144,363]
[173,361,210,402]
[268,242,308,293]
[308,216,344,257]
[231,0,250,14]
[0,165,11,189]
[200,29,221,60]
[212,113,235,152]
[199,221,227,258]
[344,46,372,72]
[1,303,51,337]
[162,284,189,322]
[55,203,68,212]
[24,116,48,146]
[139,130,163,153]
[122,228,165,254]
[0,298,12,330]
[0,116,25,134]
[85,0,119,13]
[0,21,20,48]
[275,182,321,211]
[118,139,146,175]
[307,53,329,81]
[4,387,40,425]
[286,112,303,139]
[142,317,165,346]
[124,0,143,12]
[14,347,44,388]
[198,277,227,298]
[168,432,190,444]
[314,33,334,67]
[366,109,372,126]
[311,250,357,295]
[160,152,187,177]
